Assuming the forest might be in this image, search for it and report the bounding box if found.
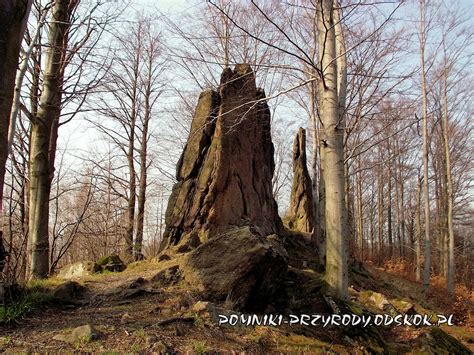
[0,0,472,353]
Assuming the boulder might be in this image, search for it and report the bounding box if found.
[151,264,182,287]
[96,254,126,272]
[285,128,315,235]
[57,261,100,279]
[53,324,102,344]
[182,226,288,311]
[392,299,416,314]
[159,64,282,252]
[191,301,213,313]
[416,327,471,354]
[368,291,389,310]
[53,281,87,304]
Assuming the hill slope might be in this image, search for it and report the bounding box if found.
[0,253,472,354]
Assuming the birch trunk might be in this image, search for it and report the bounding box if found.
[317,0,348,300]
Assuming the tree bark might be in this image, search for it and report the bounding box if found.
[387,138,393,260]
[124,38,141,260]
[29,0,73,279]
[419,0,431,293]
[317,0,348,300]
[377,157,384,265]
[0,0,32,274]
[415,175,422,282]
[441,50,455,297]
[135,48,154,261]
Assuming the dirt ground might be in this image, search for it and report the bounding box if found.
[0,260,472,353]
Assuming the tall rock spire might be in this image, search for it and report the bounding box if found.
[160,64,282,252]
[285,127,315,235]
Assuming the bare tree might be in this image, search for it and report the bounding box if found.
[28,0,77,279]
[0,0,32,274]
[25,0,122,278]
[91,16,165,261]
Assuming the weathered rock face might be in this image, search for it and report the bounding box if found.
[160,64,282,251]
[285,128,315,234]
[181,226,288,311]
[96,254,126,272]
[57,261,100,279]
[53,281,87,304]
[53,324,103,344]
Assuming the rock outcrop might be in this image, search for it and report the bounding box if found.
[182,226,288,311]
[157,65,288,311]
[57,261,100,279]
[285,128,315,234]
[160,64,282,252]
[96,254,126,272]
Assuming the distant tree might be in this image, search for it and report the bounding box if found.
[91,17,165,261]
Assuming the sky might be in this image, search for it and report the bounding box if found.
[55,0,473,217]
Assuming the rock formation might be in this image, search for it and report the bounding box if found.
[160,64,282,252]
[285,127,315,235]
[182,226,288,311]
[157,65,288,311]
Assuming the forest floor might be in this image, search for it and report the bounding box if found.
[0,258,473,354]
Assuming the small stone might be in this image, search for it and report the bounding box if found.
[191,301,211,313]
[53,324,102,344]
[368,292,389,310]
[71,324,102,341]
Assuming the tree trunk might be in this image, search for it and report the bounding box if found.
[356,159,363,260]
[29,0,73,279]
[8,6,48,154]
[317,0,348,300]
[135,53,153,260]
[309,79,322,251]
[415,176,422,282]
[377,159,384,265]
[441,51,455,297]
[387,139,393,260]
[0,0,32,273]
[125,136,136,260]
[419,0,431,293]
